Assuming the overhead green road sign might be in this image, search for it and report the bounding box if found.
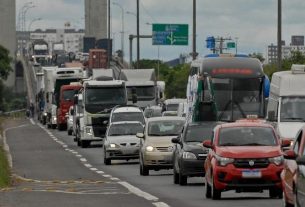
[227,42,236,49]
[152,24,189,46]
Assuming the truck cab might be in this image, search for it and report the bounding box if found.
[76,80,128,148]
[267,64,305,144]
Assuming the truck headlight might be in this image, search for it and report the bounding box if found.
[182,152,197,160]
[85,127,93,135]
[215,154,234,166]
[269,155,284,166]
[146,146,154,152]
[53,117,57,121]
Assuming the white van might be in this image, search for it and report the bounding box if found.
[267,64,305,143]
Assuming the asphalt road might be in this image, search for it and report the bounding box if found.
[1,118,283,207]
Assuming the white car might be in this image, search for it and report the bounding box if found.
[67,106,74,135]
[109,106,145,125]
[103,121,144,165]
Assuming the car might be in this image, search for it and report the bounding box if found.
[144,105,162,118]
[109,106,145,125]
[67,106,74,135]
[162,98,186,112]
[172,122,221,185]
[137,116,185,176]
[295,155,305,207]
[282,126,305,207]
[103,121,144,165]
[204,118,286,200]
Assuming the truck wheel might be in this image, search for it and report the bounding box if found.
[81,140,90,148]
[52,124,56,129]
[179,174,187,186]
[68,129,72,135]
[104,149,111,165]
[57,124,64,131]
[269,188,283,199]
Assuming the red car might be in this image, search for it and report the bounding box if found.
[203,119,289,200]
[282,125,305,207]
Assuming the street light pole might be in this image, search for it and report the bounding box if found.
[23,5,35,31]
[113,2,124,62]
[107,0,111,68]
[192,0,197,60]
[136,0,140,69]
[277,0,282,71]
[28,18,42,31]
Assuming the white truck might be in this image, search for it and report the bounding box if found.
[120,69,158,109]
[267,64,305,144]
[43,67,57,127]
[75,79,128,148]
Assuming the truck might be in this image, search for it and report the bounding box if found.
[187,54,270,122]
[120,69,158,109]
[57,83,82,130]
[75,80,128,148]
[44,67,84,128]
[29,39,52,67]
[267,64,305,143]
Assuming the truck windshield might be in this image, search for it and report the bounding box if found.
[127,86,155,101]
[85,87,126,105]
[62,89,78,101]
[280,97,305,122]
[213,78,264,121]
[218,127,277,146]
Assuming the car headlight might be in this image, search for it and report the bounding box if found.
[109,143,118,148]
[269,155,284,166]
[182,152,197,160]
[53,117,57,121]
[146,146,154,152]
[85,127,92,135]
[43,112,47,116]
[69,117,73,122]
[215,154,234,166]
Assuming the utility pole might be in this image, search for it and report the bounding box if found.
[136,0,140,69]
[107,0,111,68]
[277,0,282,71]
[192,0,197,60]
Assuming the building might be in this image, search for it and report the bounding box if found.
[17,29,85,54]
[85,0,107,40]
[267,37,305,64]
[0,0,16,88]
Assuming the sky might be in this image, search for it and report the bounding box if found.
[16,0,305,62]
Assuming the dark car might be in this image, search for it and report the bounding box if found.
[282,126,305,207]
[172,122,220,185]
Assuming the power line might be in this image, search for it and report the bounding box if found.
[139,0,158,22]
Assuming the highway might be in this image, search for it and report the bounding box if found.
[1,118,283,207]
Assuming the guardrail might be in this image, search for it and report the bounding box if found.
[0,109,26,118]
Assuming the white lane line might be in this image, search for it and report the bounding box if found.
[76,154,82,157]
[153,202,170,207]
[90,168,98,171]
[30,119,35,125]
[62,145,68,148]
[96,171,104,174]
[110,177,120,181]
[71,151,78,154]
[102,175,111,178]
[80,158,87,162]
[84,164,92,168]
[118,181,159,202]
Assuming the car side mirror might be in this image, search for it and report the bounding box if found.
[136,133,144,139]
[283,150,297,160]
[296,155,305,165]
[268,111,275,121]
[171,137,180,144]
[203,140,213,149]
[281,139,291,148]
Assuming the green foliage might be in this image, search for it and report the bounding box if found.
[135,59,190,98]
[249,52,265,63]
[0,141,10,187]
[0,45,13,80]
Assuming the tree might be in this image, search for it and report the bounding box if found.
[249,52,265,63]
[0,45,13,80]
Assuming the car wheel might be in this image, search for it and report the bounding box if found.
[269,188,283,199]
[179,173,187,186]
[173,168,179,184]
[52,124,56,129]
[211,175,221,200]
[81,140,90,148]
[205,177,212,198]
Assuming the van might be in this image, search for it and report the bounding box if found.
[267,64,305,143]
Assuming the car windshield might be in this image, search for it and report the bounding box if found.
[280,97,305,122]
[111,112,145,124]
[148,120,185,136]
[108,123,144,136]
[218,127,277,146]
[213,78,264,121]
[184,125,215,142]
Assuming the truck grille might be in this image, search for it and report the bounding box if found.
[233,158,269,168]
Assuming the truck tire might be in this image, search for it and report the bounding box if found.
[81,140,90,148]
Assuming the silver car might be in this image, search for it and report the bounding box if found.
[103,121,144,165]
[67,106,74,136]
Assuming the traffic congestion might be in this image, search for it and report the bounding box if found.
[30,54,305,206]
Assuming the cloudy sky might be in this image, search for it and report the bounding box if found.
[17,0,305,61]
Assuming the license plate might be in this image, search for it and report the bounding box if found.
[242,169,261,178]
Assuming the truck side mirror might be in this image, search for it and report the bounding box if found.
[131,87,137,103]
[268,111,275,121]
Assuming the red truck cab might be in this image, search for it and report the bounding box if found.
[203,117,288,200]
[57,84,82,130]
